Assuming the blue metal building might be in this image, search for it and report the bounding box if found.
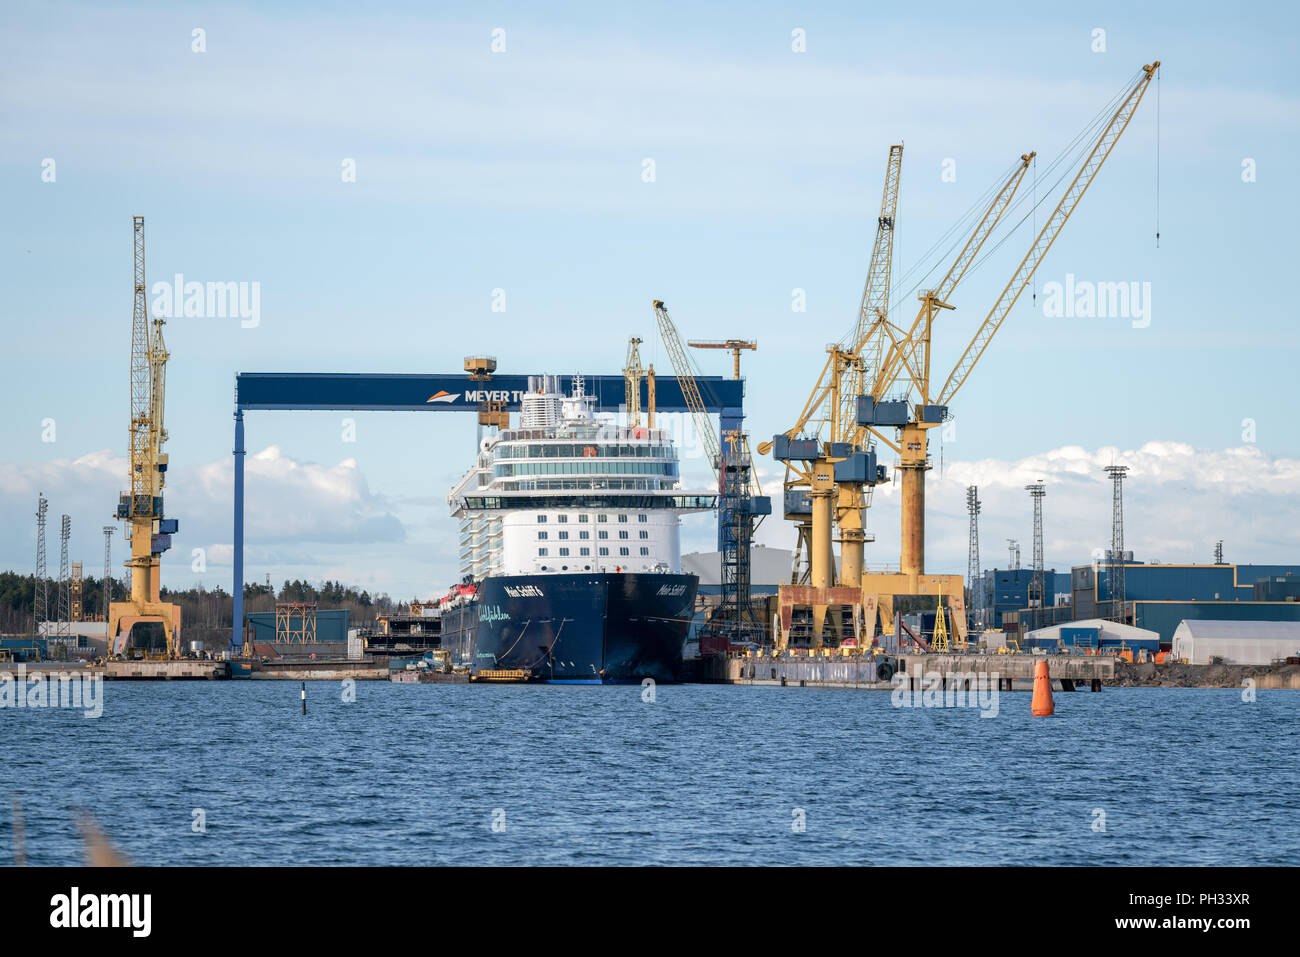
[1071,560,1300,644]
[983,568,1059,626]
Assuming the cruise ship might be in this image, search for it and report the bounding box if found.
[440,374,716,682]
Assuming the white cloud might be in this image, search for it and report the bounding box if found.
[754,441,1300,574]
[3,439,1295,599]
[0,446,405,588]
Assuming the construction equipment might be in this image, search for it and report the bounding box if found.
[653,300,770,651]
[623,337,645,428]
[687,339,756,381]
[931,587,950,653]
[758,145,904,647]
[796,61,1158,650]
[70,562,83,623]
[466,356,509,430]
[108,216,182,658]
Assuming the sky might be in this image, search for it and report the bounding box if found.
[1,0,1297,601]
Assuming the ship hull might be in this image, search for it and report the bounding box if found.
[444,573,696,683]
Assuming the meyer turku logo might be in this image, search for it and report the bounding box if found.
[49,888,151,937]
[427,389,532,405]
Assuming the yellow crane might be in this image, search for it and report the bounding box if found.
[850,61,1160,637]
[623,337,645,429]
[108,217,182,658]
[757,144,903,647]
[762,60,1160,650]
[687,339,756,380]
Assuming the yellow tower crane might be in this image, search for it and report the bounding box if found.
[623,336,645,428]
[757,144,903,646]
[108,216,182,658]
[687,339,756,380]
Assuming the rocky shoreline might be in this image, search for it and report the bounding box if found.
[1108,660,1300,689]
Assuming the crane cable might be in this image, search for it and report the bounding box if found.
[1155,66,1161,248]
[886,68,1144,330]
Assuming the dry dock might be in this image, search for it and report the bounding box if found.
[247,658,390,680]
[103,659,230,680]
[722,653,1114,691]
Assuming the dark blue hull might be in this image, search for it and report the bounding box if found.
[445,573,697,683]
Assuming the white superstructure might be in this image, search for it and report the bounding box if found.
[448,375,715,578]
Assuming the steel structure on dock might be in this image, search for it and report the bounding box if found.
[230,370,745,652]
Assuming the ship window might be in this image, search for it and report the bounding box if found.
[639,530,648,539]
[538,548,548,556]
[598,531,608,540]
[618,514,628,523]
[618,531,629,540]
[557,514,568,523]
[537,514,547,523]
[578,530,589,539]
[638,514,648,522]
[559,548,569,556]
[619,547,629,556]
[597,514,607,523]
[640,547,649,556]
[579,547,590,556]
[558,531,569,540]
[599,547,609,556]
[578,514,588,523]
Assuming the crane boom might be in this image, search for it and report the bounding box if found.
[869,152,1035,404]
[938,62,1160,407]
[623,337,643,429]
[654,300,721,480]
[839,143,903,442]
[656,299,765,647]
[128,217,152,510]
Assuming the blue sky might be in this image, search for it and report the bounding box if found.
[2,0,1297,599]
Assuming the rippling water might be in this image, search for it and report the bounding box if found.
[2,681,1296,865]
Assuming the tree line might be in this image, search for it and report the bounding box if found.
[0,571,398,647]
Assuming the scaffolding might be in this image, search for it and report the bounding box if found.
[70,562,83,622]
[275,601,318,644]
